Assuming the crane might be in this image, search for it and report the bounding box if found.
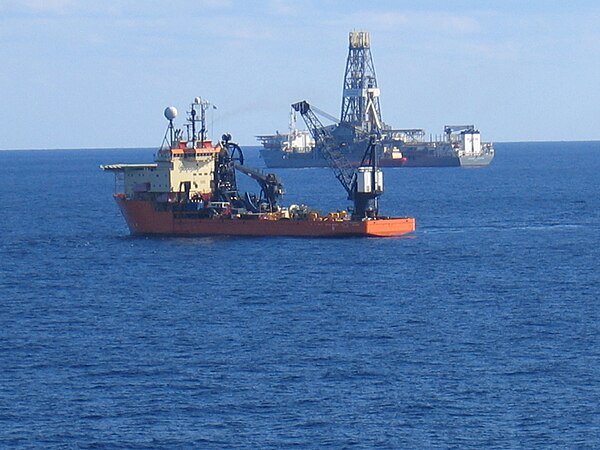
[291,100,383,220]
[234,163,284,212]
[444,125,476,140]
[215,134,283,213]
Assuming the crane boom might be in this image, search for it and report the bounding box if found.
[291,101,356,196]
[444,125,475,136]
[234,163,284,211]
[292,100,384,220]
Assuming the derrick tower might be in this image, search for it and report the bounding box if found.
[340,31,382,133]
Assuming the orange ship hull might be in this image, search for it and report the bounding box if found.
[115,196,415,237]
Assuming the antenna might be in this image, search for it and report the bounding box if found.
[189,98,200,141]
[164,106,178,145]
[188,96,212,142]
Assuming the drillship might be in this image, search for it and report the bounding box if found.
[101,98,415,238]
[257,31,494,168]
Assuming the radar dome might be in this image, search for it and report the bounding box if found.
[164,106,177,121]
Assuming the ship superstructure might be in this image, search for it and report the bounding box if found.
[255,108,315,165]
[102,97,415,237]
[103,104,219,204]
[258,31,494,168]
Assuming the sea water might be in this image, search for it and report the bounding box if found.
[1,142,599,448]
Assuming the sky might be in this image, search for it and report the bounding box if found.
[0,0,599,149]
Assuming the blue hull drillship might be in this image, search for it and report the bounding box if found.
[260,126,495,169]
[257,31,494,169]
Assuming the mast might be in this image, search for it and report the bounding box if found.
[187,97,206,143]
[187,97,213,143]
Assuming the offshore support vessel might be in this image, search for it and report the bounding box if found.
[380,126,495,168]
[258,31,494,168]
[101,97,415,237]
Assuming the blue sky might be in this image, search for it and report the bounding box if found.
[1,0,599,149]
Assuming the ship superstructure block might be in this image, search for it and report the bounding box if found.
[103,143,219,200]
[460,131,482,155]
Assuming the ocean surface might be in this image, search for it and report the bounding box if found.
[1,141,599,448]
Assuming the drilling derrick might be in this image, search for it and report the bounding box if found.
[340,31,382,134]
